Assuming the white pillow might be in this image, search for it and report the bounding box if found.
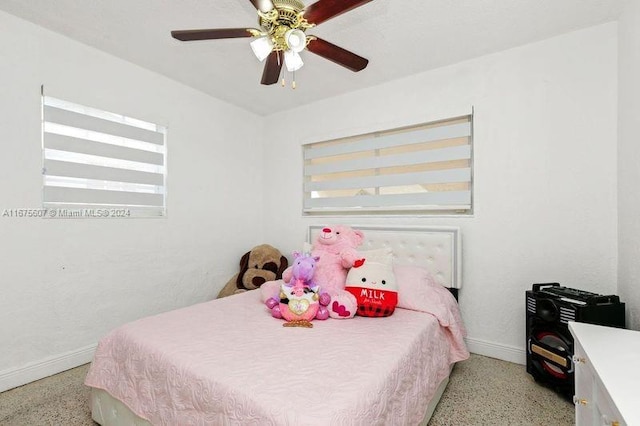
[358,247,393,265]
[302,241,313,253]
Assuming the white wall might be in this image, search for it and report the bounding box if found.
[618,1,640,331]
[0,11,264,390]
[0,9,627,390]
[262,23,619,362]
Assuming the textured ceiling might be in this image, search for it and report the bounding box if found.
[0,0,623,116]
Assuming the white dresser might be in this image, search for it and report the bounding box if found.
[569,322,640,426]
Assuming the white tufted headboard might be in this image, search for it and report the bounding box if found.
[308,225,462,289]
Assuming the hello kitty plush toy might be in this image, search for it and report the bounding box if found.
[265,252,330,327]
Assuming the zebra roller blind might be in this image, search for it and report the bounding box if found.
[42,95,166,217]
[303,114,473,215]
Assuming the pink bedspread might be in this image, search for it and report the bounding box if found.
[85,289,468,425]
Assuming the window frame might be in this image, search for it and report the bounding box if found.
[302,113,474,216]
[41,93,167,218]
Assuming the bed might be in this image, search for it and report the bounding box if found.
[85,225,469,425]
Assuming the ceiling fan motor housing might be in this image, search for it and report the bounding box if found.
[259,0,313,52]
[260,0,309,33]
[274,0,305,14]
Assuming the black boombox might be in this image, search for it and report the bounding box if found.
[526,283,625,398]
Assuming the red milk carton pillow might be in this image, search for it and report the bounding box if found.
[345,259,398,317]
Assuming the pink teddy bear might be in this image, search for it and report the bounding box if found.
[261,225,364,319]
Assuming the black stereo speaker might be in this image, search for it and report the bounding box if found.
[526,283,625,398]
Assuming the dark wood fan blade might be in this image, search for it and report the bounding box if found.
[249,0,274,13]
[307,37,368,72]
[304,0,373,25]
[261,51,283,85]
[171,28,254,41]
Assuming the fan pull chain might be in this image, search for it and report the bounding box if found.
[277,52,285,87]
[276,54,297,89]
[281,72,296,89]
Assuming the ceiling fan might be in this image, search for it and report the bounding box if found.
[171,0,373,87]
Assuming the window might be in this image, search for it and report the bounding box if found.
[303,114,473,215]
[42,95,166,217]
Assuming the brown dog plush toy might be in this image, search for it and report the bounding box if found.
[217,244,288,299]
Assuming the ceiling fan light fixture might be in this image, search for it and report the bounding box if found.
[285,28,306,53]
[250,36,274,61]
[171,0,373,86]
[284,49,303,72]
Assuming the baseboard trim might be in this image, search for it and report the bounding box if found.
[465,337,526,365]
[0,343,96,393]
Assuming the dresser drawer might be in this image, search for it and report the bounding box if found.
[572,341,593,425]
[569,322,639,426]
[595,383,625,426]
[573,340,625,426]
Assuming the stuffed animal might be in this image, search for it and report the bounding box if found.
[217,244,288,299]
[265,252,330,327]
[345,259,398,317]
[261,225,364,319]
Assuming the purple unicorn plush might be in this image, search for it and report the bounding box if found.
[265,252,331,326]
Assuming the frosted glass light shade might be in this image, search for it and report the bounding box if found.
[250,36,273,61]
[284,50,303,72]
[285,29,306,53]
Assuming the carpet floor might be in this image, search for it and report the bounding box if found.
[0,353,573,425]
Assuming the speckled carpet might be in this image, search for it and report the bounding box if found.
[0,353,573,425]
